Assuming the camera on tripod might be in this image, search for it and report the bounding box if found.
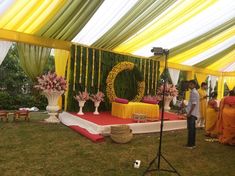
[151,47,169,55]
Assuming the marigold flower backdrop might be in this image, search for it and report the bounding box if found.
[66,45,160,112]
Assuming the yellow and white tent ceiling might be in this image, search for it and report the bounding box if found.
[0,0,235,72]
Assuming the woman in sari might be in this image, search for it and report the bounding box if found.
[205,92,219,138]
[198,82,208,127]
[217,90,235,145]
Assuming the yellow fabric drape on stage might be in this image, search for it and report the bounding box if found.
[55,49,70,109]
[195,73,208,86]
[114,0,216,53]
[111,102,159,119]
[225,77,235,90]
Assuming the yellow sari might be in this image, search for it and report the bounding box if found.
[217,96,235,145]
[198,88,207,123]
[205,100,218,137]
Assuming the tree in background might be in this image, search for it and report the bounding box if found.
[0,44,55,110]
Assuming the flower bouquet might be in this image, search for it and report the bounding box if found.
[90,91,105,115]
[34,71,67,123]
[74,91,90,115]
[156,83,178,110]
[35,71,67,92]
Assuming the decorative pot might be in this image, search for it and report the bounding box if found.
[93,101,101,115]
[164,96,173,111]
[43,90,64,123]
[77,100,86,115]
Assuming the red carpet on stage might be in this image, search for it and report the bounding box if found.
[70,112,133,125]
[70,111,184,125]
[69,126,104,143]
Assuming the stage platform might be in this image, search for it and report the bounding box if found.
[59,112,187,139]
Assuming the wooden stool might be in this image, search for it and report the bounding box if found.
[14,110,30,121]
[0,111,8,122]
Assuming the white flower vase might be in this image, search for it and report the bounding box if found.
[43,90,64,123]
[93,101,101,115]
[77,101,86,115]
[164,96,173,111]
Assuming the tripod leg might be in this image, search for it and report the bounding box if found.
[160,154,181,176]
[143,153,160,175]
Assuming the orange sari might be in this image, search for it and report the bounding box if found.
[217,96,235,145]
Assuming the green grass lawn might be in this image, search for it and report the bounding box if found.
[0,112,234,176]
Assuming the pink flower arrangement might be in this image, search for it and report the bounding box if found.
[90,91,105,102]
[34,72,67,92]
[157,83,178,97]
[74,91,90,101]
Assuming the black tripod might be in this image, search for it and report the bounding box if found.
[143,48,180,176]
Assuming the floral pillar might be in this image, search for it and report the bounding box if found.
[43,90,64,123]
[35,72,67,123]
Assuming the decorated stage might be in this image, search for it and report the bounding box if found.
[59,112,187,142]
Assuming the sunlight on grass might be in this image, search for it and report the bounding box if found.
[0,112,234,176]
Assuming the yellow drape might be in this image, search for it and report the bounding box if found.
[195,73,208,86]
[206,50,235,71]
[0,0,66,33]
[112,102,159,119]
[225,77,235,90]
[55,49,70,109]
[114,0,217,53]
[159,66,164,76]
[169,26,235,63]
[185,71,195,100]
[217,76,225,100]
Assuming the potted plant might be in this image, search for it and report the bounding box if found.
[90,91,105,115]
[74,91,89,115]
[35,72,67,123]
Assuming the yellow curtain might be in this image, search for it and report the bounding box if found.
[185,71,195,100]
[159,66,164,76]
[225,77,235,90]
[195,73,208,86]
[169,26,235,63]
[114,0,216,53]
[55,49,70,109]
[217,76,225,100]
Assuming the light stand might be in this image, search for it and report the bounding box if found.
[143,48,180,176]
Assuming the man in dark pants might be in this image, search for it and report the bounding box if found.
[185,80,200,149]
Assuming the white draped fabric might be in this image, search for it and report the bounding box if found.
[0,41,12,65]
[210,75,217,92]
[168,68,180,105]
